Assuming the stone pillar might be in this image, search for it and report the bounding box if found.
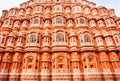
[0,52,12,81]
[99,51,114,81]
[9,52,22,81]
[109,52,120,81]
[41,52,50,81]
[71,52,81,81]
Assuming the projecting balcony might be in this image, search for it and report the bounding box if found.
[106,45,116,51]
[52,46,69,52]
[41,69,50,74]
[33,11,42,15]
[0,69,9,74]
[5,46,14,52]
[52,42,68,46]
[67,24,74,28]
[24,46,40,52]
[52,11,63,14]
[76,24,88,28]
[52,23,66,28]
[13,25,20,30]
[97,45,106,51]
[44,24,51,28]
[10,69,19,73]
[52,69,70,73]
[80,44,96,52]
[0,46,4,52]
[106,24,117,30]
[41,47,51,52]
[21,24,28,30]
[22,69,38,73]
[70,47,79,52]
[2,25,12,31]
[14,46,24,53]
[116,45,120,51]
[30,24,42,29]
[84,68,100,74]
[26,43,40,47]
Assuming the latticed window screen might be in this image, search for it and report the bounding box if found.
[30,35,36,43]
[56,33,64,42]
[84,35,91,42]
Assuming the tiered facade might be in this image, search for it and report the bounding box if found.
[0,0,120,81]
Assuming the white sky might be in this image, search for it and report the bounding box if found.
[0,0,120,17]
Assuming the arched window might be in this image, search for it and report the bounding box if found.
[115,36,119,42]
[97,20,104,27]
[96,37,103,45]
[18,37,23,43]
[53,0,62,2]
[1,36,5,44]
[45,7,51,13]
[56,33,64,42]
[7,37,14,46]
[34,19,39,24]
[52,34,55,42]
[56,18,62,24]
[84,35,91,42]
[9,9,17,16]
[30,35,36,43]
[65,7,71,13]
[23,20,27,25]
[109,9,115,17]
[117,20,120,27]
[53,17,65,25]
[105,37,114,46]
[37,34,40,43]
[3,20,9,25]
[99,8,107,16]
[70,36,77,46]
[76,18,86,26]
[114,35,120,44]
[19,9,25,15]
[31,17,41,26]
[84,7,90,14]
[68,19,73,24]
[26,8,32,15]
[80,18,85,24]
[90,20,96,27]
[92,9,98,15]
[72,6,81,13]
[105,19,115,27]
[14,20,20,27]
[53,5,63,12]
[34,6,42,13]
[37,0,44,3]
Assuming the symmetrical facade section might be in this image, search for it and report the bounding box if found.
[0,0,120,81]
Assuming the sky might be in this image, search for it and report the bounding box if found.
[0,0,120,16]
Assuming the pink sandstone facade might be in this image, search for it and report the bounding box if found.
[0,0,120,81]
